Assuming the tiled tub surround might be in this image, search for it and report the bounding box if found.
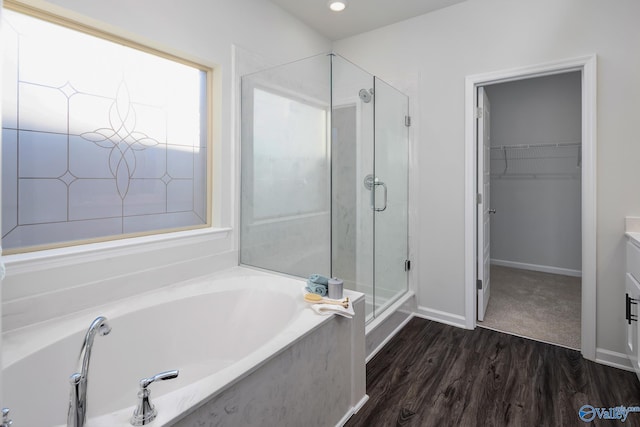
[2,267,366,426]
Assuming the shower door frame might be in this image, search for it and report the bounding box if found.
[464,54,597,361]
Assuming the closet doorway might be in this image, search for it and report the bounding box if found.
[478,72,582,349]
[465,57,596,360]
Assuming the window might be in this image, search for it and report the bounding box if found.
[1,5,211,253]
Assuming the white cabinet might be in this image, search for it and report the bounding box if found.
[625,273,640,377]
[625,240,640,381]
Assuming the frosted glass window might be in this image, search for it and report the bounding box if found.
[252,88,328,219]
[1,8,209,252]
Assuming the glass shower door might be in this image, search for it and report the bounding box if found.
[330,54,375,321]
[373,77,409,317]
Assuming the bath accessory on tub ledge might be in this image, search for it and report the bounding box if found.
[328,277,344,299]
[303,293,349,308]
[310,301,355,318]
[131,370,180,426]
[306,274,330,296]
[308,274,329,285]
[303,293,354,318]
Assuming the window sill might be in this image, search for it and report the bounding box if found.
[3,227,233,274]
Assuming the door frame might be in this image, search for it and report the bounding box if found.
[463,55,597,360]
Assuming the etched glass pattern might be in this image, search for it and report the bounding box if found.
[1,10,208,252]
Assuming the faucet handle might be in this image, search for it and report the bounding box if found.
[2,408,12,427]
[139,370,179,389]
[131,370,179,426]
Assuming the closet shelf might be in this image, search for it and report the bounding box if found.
[490,142,580,150]
[490,142,582,177]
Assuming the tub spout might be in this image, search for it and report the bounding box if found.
[68,316,111,427]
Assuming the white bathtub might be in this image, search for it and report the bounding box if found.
[2,267,366,426]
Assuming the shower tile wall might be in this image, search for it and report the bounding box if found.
[332,105,358,286]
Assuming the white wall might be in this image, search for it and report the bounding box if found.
[486,73,582,273]
[0,0,330,331]
[333,0,640,357]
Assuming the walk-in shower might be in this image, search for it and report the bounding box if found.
[240,53,409,322]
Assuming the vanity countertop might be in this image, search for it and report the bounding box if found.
[626,217,640,246]
[626,232,640,247]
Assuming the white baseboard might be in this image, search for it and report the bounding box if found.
[352,394,369,414]
[415,306,468,329]
[336,395,369,427]
[491,259,582,277]
[595,348,634,372]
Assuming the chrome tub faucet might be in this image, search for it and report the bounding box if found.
[68,316,112,427]
[131,370,180,426]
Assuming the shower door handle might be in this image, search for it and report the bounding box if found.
[364,174,388,212]
[373,181,387,212]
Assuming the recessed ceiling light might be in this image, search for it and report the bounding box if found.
[328,0,347,12]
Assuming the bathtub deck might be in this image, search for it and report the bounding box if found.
[345,317,640,427]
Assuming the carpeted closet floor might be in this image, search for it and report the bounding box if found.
[478,265,581,349]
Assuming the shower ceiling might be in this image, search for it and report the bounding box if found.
[268,0,466,40]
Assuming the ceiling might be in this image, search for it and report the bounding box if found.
[268,0,466,40]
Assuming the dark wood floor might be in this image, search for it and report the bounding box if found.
[346,317,640,427]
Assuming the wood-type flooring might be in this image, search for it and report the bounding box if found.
[345,317,640,427]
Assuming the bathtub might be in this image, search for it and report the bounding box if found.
[2,267,366,426]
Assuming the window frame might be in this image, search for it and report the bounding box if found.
[1,1,215,254]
